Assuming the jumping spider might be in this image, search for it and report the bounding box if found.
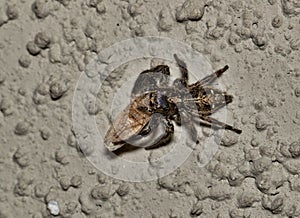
[104,54,242,151]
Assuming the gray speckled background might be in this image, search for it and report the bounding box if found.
[1,0,300,217]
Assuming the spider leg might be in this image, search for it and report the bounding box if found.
[201,115,242,134]
[173,54,188,88]
[188,65,229,89]
[131,65,170,99]
[191,111,242,134]
[145,118,174,150]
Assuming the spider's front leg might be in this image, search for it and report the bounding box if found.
[173,54,189,88]
[188,65,229,90]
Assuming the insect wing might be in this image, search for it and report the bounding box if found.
[104,98,152,151]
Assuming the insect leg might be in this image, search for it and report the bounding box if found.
[188,65,229,89]
[173,54,188,87]
[145,118,174,150]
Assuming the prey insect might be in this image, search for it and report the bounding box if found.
[104,55,242,151]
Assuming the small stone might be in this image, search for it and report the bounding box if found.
[34,183,49,198]
[175,0,206,22]
[244,148,261,162]
[229,208,245,218]
[13,147,30,168]
[91,185,111,201]
[158,9,173,32]
[59,177,71,190]
[272,16,283,28]
[49,80,68,100]
[14,172,33,196]
[45,190,58,204]
[252,34,267,48]
[6,5,18,20]
[49,43,62,63]
[77,143,94,156]
[283,159,300,174]
[19,55,31,68]
[40,127,51,140]
[18,87,26,96]
[228,32,241,45]
[259,144,276,157]
[255,169,287,195]
[262,196,284,214]
[97,173,106,184]
[281,0,300,16]
[237,192,259,208]
[253,100,263,111]
[47,200,60,216]
[251,137,259,147]
[67,133,77,148]
[227,169,245,186]
[238,161,252,177]
[289,141,300,158]
[255,114,268,131]
[32,0,51,19]
[209,184,232,201]
[215,131,238,147]
[290,38,300,50]
[35,83,49,96]
[70,175,82,188]
[236,27,251,40]
[190,201,203,217]
[55,150,69,165]
[0,98,13,116]
[279,142,292,157]
[116,183,129,197]
[26,41,41,56]
[127,3,142,17]
[84,97,100,115]
[34,32,51,49]
[15,121,30,135]
[79,193,94,215]
[289,176,300,192]
[274,44,292,56]
[96,3,106,14]
[251,157,272,175]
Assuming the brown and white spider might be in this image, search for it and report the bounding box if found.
[104,54,242,151]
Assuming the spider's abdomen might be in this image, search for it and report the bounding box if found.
[191,87,233,115]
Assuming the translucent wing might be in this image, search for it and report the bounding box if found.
[104,94,153,151]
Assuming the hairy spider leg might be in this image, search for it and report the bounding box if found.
[188,65,229,89]
[190,110,242,134]
[173,54,189,87]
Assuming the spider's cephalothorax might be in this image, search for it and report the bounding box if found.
[104,54,242,151]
